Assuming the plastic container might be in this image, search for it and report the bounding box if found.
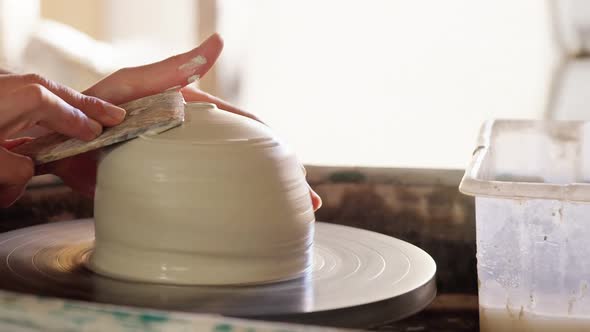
[459,120,590,331]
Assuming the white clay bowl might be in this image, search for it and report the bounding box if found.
[88,102,315,285]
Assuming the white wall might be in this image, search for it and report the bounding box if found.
[0,0,40,68]
[18,0,200,90]
[4,0,561,169]
[217,0,560,169]
[101,0,198,65]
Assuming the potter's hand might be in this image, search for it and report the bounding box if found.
[39,33,321,211]
[36,33,224,198]
[0,74,126,207]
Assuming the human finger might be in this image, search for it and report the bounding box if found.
[0,74,125,127]
[84,33,224,105]
[0,84,102,141]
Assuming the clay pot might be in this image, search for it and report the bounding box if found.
[88,102,315,285]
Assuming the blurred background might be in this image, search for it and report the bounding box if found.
[0,0,587,170]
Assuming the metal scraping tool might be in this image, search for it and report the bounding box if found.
[11,90,185,165]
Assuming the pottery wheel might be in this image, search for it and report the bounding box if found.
[0,219,436,328]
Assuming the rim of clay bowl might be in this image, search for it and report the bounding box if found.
[137,101,278,146]
[183,101,217,109]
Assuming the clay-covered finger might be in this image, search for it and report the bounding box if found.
[84,33,224,104]
[0,74,126,127]
[0,84,102,141]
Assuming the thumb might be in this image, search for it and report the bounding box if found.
[2,137,33,150]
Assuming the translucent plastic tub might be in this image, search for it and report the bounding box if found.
[459,120,590,331]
